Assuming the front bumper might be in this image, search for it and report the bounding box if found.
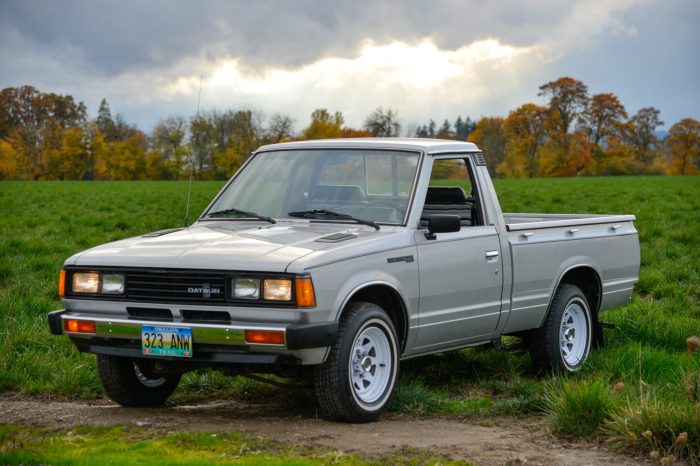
[48,309,338,364]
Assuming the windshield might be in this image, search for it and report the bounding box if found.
[203,149,421,225]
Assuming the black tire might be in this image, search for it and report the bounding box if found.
[314,302,399,423]
[530,284,592,375]
[96,355,181,407]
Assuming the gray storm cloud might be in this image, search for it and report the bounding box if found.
[1,0,698,131]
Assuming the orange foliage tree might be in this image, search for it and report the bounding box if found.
[666,118,700,175]
[468,117,507,176]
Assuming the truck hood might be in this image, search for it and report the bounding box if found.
[68,221,390,272]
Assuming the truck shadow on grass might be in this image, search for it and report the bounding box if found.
[167,344,542,420]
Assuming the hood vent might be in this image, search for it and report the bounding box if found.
[316,232,357,243]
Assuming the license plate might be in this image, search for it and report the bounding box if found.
[141,325,193,358]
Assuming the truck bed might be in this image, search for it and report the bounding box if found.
[500,212,639,335]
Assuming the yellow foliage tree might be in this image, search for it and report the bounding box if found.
[301,109,344,140]
[498,103,546,178]
[0,138,18,179]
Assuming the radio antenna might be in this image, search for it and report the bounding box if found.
[183,75,203,227]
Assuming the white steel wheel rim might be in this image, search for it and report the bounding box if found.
[133,363,166,388]
[559,300,589,368]
[349,324,393,405]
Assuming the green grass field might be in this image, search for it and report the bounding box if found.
[1,176,699,462]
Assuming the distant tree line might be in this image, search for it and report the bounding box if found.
[468,77,700,177]
[0,78,698,180]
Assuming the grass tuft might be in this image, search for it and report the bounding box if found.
[542,378,616,437]
[389,378,445,415]
[604,399,700,465]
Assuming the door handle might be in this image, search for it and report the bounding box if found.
[485,250,499,258]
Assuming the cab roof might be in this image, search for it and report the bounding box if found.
[256,138,480,155]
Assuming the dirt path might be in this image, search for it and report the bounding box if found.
[0,397,649,466]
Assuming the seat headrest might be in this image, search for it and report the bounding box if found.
[425,186,468,204]
[314,185,364,201]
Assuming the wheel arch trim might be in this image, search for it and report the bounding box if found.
[336,280,411,352]
[541,262,603,328]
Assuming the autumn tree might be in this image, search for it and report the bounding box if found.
[468,117,507,176]
[364,107,400,137]
[498,103,546,178]
[228,109,263,157]
[150,115,188,179]
[0,86,86,178]
[47,95,85,132]
[537,77,596,175]
[0,138,18,179]
[190,115,215,175]
[539,77,589,136]
[105,132,148,180]
[629,107,664,167]
[666,118,700,175]
[201,109,265,179]
[340,127,371,138]
[45,126,94,179]
[301,108,344,140]
[265,113,295,143]
[580,93,628,145]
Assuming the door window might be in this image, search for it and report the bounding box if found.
[421,157,482,228]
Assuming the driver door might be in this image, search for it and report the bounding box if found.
[413,157,504,351]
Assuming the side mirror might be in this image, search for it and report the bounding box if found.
[425,214,461,240]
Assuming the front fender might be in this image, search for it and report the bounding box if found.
[307,247,419,346]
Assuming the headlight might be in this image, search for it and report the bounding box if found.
[102,274,125,294]
[263,279,292,301]
[71,272,125,295]
[232,278,260,299]
[72,272,100,294]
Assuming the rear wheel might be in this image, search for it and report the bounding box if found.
[96,355,181,407]
[530,284,592,374]
[314,302,399,423]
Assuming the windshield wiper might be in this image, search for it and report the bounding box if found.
[206,208,276,224]
[288,209,380,230]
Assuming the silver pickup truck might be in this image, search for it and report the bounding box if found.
[49,138,640,422]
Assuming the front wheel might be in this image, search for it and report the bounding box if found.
[96,355,181,407]
[314,302,399,423]
[530,284,593,374]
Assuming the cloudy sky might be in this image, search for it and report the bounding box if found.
[1,0,698,133]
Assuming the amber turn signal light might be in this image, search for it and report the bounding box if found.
[64,319,96,333]
[58,270,66,298]
[244,329,285,345]
[295,277,316,307]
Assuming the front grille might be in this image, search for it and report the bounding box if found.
[182,310,230,323]
[127,307,173,320]
[126,270,227,304]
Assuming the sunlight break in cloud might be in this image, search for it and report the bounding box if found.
[206,38,530,94]
[153,37,536,130]
[167,38,532,98]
